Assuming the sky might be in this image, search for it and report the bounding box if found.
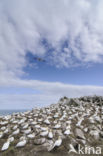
[0,0,103,109]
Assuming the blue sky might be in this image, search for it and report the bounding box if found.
[24,57,103,86]
[0,0,103,109]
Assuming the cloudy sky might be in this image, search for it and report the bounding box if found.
[0,0,103,109]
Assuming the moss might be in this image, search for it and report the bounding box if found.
[1,146,15,156]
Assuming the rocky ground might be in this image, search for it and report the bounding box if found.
[0,96,103,156]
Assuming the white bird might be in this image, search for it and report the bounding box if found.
[40,128,48,136]
[44,119,50,125]
[35,124,40,128]
[54,124,61,129]
[12,120,18,124]
[16,140,27,148]
[64,129,71,135]
[12,128,20,135]
[24,128,31,134]
[34,114,38,117]
[66,120,71,125]
[54,137,62,147]
[22,123,29,129]
[4,129,9,134]
[76,118,84,127]
[30,121,37,125]
[8,137,14,143]
[1,141,10,151]
[54,114,59,118]
[1,126,6,131]
[18,119,26,125]
[84,127,88,132]
[48,130,53,139]
[4,115,11,120]
[13,125,18,130]
[38,118,43,122]
[50,136,62,151]
[27,133,35,139]
[0,121,8,126]
[41,127,47,131]
[19,136,26,141]
[59,117,64,121]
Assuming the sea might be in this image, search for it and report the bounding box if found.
[0,110,28,116]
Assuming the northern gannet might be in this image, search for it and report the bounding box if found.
[8,136,14,143]
[23,128,31,134]
[1,141,10,151]
[40,128,48,136]
[4,128,9,134]
[13,125,18,130]
[12,128,20,135]
[84,127,88,132]
[18,118,26,125]
[1,126,6,131]
[35,124,40,128]
[44,119,50,125]
[30,121,37,125]
[50,136,62,150]
[48,129,53,139]
[22,123,29,129]
[64,129,71,135]
[0,121,8,126]
[16,139,27,148]
[27,133,35,139]
[40,127,47,131]
[54,123,61,129]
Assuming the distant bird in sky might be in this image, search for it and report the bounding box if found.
[33,57,46,62]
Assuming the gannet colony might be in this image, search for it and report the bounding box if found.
[0,96,103,156]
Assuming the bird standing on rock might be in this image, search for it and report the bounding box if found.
[48,129,53,139]
[16,137,27,148]
[27,133,35,139]
[12,128,20,135]
[1,141,10,151]
[49,136,62,151]
[40,128,48,136]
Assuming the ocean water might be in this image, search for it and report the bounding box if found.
[0,110,28,116]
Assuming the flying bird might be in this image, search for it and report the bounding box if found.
[33,57,46,62]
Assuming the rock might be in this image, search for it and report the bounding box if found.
[100,132,103,138]
[77,139,86,145]
[65,99,80,107]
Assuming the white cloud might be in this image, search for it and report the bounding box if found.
[0,78,103,109]
[0,0,103,78]
[1,78,103,97]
